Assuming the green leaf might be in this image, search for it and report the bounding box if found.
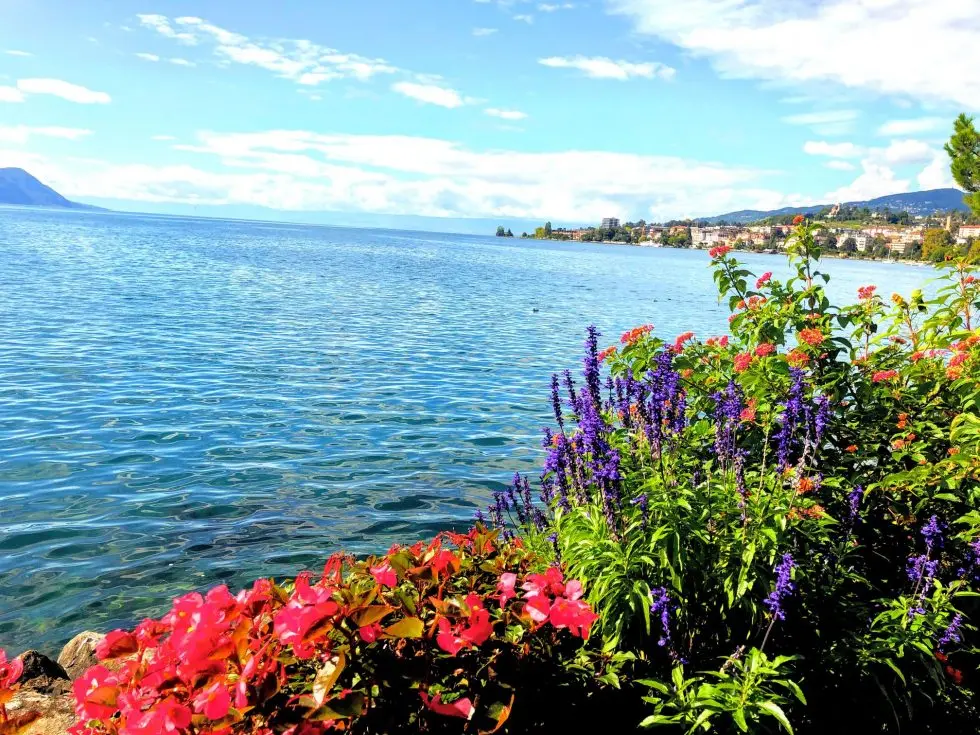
[759,701,793,734]
[383,616,424,639]
[732,707,749,732]
[312,652,346,707]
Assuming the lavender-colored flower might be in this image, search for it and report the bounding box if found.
[813,394,831,447]
[712,380,743,465]
[921,515,945,551]
[775,368,807,470]
[550,375,565,430]
[958,538,980,580]
[939,614,963,652]
[847,485,863,524]
[630,494,649,527]
[475,509,485,524]
[563,369,578,416]
[906,554,939,584]
[649,587,674,648]
[583,325,603,410]
[764,553,796,621]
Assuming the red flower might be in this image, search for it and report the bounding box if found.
[965,275,976,285]
[598,346,617,362]
[193,680,232,721]
[497,572,517,607]
[273,575,341,658]
[127,696,193,734]
[950,352,969,368]
[946,666,964,686]
[792,214,805,225]
[429,549,459,578]
[798,328,824,346]
[755,343,776,358]
[857,285,876,300]
[910,351,925,362]
[845,444,858,453]
[708,245,732,258]
[786,349,809,367]
[733,352,753,373]
[548,598,598,639]
[460,594,493,646]
[73,666,120,721]
[370,562,397,588]
[756,272,772,288]
[358,623,383,642]
[96,630,139,661]
[436,618,466,655]
[740,398,757,423]
[420,692,475,720]
[872,370,898,383]
[673,331,695,352]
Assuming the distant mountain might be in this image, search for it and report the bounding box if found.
[0,168,105,210]
[701,188,968,225]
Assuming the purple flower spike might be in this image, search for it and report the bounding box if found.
[764,553,796,621]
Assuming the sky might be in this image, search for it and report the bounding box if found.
[0,0,977,230]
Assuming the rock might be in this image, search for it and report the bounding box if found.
[17,651,70,695]
[5,688,75,735]
[56,631,103,681]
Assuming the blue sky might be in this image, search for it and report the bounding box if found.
[0,0,976,228]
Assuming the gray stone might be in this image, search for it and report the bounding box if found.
[56,631,103,681]
[17,651,69,696]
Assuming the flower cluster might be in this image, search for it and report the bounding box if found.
[0,648,24,721]
[620,324,654,345]
[708,245,732,259]
[70,528,597,735]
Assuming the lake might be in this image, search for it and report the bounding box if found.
[0,207,936,650]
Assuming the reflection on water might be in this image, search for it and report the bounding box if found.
[0,207,935,649]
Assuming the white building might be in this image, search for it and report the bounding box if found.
[601,217,621,229]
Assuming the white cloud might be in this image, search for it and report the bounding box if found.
[0,86,25,103]
[608,0,980,108]
[151,135,176,141]
[803,141,864,158]
[169,58,196,67]
[135,52,160,61]
[0,125,92,144]
[5,50,32,57]
[472,27,498,36]
[539,3,575,10]
[485,107,527,120]
[826,160,910,203]
[825,160,855,171]
[513,14,534,22]
[917,152,955,190]
[782,110,858,136]
[539,55,675,80]
[138,14,399,85]
[391,82,466,108]
[877,117,947,136]
[16,78,111,104]
[135,14,198,45]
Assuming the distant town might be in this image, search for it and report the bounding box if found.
[496,206,980,263]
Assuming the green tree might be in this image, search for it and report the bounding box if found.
[544,221,552,237]
[841,236,857,253]
[505,228,513,237]
[946,114,980,217]
[495,226,506,237]
[922,228,954,262]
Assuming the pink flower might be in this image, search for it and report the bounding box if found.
[755,343,776,358]
[497,572,517,607]
[127,696,193,734]
[370,562,397,588]
[734,352,753,373]
[709,245,732,259]
[420,692,475,720]
[673,331,695,352]
[564,579,584,601]
[598,346,617,362]
[756,272,772,288]
[872,370,899,383]
[0,649,23,692]
[524,595,551,624]
[857,285,877,300]
[358,623,383,643]
[193,680,231,721]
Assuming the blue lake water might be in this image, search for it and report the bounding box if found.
[0,207,936,651]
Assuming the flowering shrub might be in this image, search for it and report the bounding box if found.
[493,221,980,733]
[71,527,611,735]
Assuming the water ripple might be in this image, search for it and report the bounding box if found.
[0,207,933,650]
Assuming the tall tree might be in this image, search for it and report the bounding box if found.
[945,114,980,217]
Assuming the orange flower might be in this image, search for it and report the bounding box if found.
[792,214,805,225]
[740,398,757,423]
[796,477,816,494]
[897,413,908,429]
[846,445,858,453]
[755,343,776,357]
[798,328,824,346]
[949,447,960,456]
[733,352,753,373]
[787,349,810,367]
[598,346,617,362]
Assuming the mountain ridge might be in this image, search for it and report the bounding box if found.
[700,188,968,225]
[0,167,105,211]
